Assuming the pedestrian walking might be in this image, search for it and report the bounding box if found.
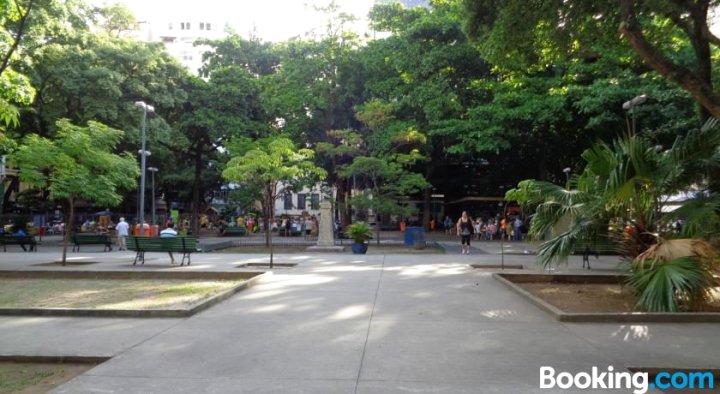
[456,211,474,254]
[116,217,129,251]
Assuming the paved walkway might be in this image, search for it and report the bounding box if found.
[0,244,717,393]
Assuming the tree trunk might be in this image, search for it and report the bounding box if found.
[61,197,74,266]
[336,178,350,228]
[0,0,34,77]
[619,0,720,118]
[422,164,433,230]
[192,151,202,237]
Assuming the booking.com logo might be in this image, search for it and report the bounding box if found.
[540,366,715,393]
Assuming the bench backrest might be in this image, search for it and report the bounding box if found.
[72,234,111,243]
[127,236,198,252]
[0,235,36,243]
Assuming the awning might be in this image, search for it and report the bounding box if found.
[446,196,505,205]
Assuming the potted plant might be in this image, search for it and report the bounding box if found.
[347,222,372,254]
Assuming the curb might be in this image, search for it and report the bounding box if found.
[494,273,720,323]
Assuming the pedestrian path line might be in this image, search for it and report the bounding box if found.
[354,255,386,394]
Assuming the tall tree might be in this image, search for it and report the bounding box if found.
[163,65,266,236]
[462,0,720,119]
[10,119,138,264]
[222,137,326,267]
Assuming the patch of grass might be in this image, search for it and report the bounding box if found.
[0,279,245,310]
[0,362,94,393]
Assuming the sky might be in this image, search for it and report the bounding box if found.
[89,0,378,42]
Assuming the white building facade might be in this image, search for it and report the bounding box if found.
[135,17,225,75]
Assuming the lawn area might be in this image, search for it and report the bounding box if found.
[0,278,245,310]
[0,362,96,394]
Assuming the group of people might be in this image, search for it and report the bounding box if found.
[452,212,525,254]
[275,215,319,240]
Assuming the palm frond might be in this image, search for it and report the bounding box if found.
[628,257,712,312]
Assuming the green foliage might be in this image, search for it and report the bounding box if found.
[628,257,711,312]
[511,117,720,268]
[341,156,428,219]
[346,221,372,243]
[10,119,138,205]
[223,138,327,192]
[93,3,137,36]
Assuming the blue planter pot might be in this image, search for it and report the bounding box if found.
[351,242,368,254]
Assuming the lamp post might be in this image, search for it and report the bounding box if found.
[135,101,154,236]
[563,167,571,186]
[498,186,506,270]
[622,94,647,136]
[148,167,158,229]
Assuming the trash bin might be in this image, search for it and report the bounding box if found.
[134,223,151,236]
[404,226,425,247]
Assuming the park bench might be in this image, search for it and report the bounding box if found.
[221,226,247,237]
[127,236,199,266]
[572,239,620,269]
[0,235,37,252]
[71,233,113,252]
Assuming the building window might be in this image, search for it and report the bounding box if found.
[168,23,173,30]
[297,194,306,210]
[181,22,191,30]
[311,194,320,210]
[199,22,205,30]
[206,23,212,30]
[284,194,293,210]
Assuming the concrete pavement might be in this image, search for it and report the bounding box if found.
[0,243,717,393]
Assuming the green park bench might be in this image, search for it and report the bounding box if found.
[0,235,37,252]
[127,236,199,266]
[572,239,620,269]
[221,226,247,236]
[71,233,113,252]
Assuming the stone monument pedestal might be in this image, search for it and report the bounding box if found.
[306,200,344,253]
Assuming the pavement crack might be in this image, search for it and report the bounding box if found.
[354,255,385,394]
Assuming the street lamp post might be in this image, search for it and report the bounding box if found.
[498,186,506,270]
[135,101,154,236]
[563,167,571,187]
[622,94,647,135]
[148,167,158,229]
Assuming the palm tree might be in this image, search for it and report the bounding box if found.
[508,119,720,311]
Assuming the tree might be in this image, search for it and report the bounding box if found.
[0,0,37,152]
[340,156,428,244]
[222,137,326,267]
[10,119,138,265]
[462,0,720,119]
[361,1,489,224]
[506,118,720,311]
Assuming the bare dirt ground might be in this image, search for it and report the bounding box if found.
[518,282,720,313]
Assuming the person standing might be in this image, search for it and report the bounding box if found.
[456,211,474,255]
[444,215,452,234]
[513,216,523,241]
[116,217,129,251]
[160,223,178,264]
